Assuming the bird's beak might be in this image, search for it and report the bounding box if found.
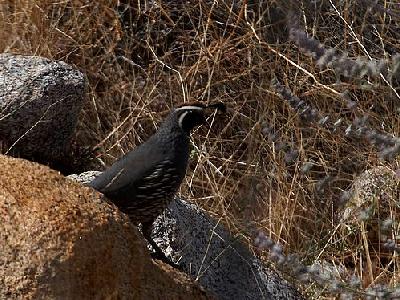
[205,101,226,113]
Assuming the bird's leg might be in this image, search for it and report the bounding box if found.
[141,221,182,270]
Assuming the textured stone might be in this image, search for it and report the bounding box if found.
[152,200,304,300]
[0,53,85,164]
[0,155,211,299]
[341,166,400,258]
[342,166,399,223]
[67,170,102,185]
[69,171,304,299]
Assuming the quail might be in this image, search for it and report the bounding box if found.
[89,102,225,266]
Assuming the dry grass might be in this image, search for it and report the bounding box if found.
[1,0,400,298]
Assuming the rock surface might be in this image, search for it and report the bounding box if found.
[153,200,304,300]
[339,166,400,286]
[0,155,211,299]
[342,166,399,222]
[67,170,102,185]
[70,170,304,300]
[0,53,85,165]
[341,166,400,256]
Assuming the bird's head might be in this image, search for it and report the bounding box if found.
[174,105,206,134]
[171,102,226,134]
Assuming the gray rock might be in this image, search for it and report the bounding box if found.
[341,166,399,223]
[0,53,85,163]
[152,200,304,300]
[70,170,303,299]
[67,170,101,185]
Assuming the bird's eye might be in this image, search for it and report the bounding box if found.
[178,111,191,129]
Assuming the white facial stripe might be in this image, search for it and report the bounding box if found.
[178,111,189,128]
[175,105,203,111]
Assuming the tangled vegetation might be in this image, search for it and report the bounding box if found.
[1,1,399,298]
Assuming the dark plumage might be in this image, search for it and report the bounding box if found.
[89,102,225,266]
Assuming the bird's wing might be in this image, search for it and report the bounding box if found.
[89,138,165,194]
